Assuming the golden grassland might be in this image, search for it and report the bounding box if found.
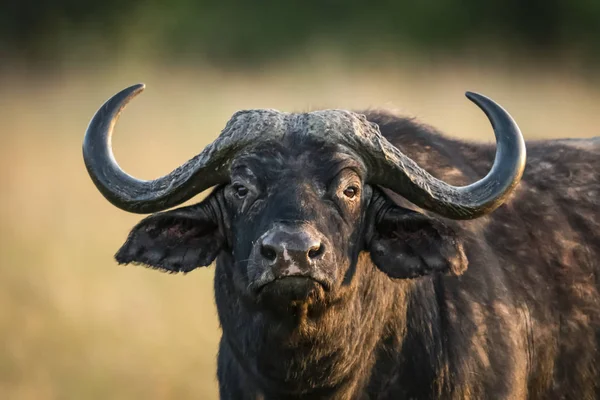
[0,56,598,399]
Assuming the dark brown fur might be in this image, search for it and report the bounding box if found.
[363,111,600,399]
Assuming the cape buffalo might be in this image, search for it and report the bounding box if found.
[83,84,600,399]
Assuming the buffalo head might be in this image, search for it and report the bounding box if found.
[83,84,525,312]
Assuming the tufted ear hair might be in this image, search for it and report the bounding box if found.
[115,194,226,273]
[367,199,468,279]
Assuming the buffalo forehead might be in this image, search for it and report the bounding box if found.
[225,108,380,142]
[226,110,371,174]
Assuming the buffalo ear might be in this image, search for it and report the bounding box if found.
[367,206,468,279]
[115,201,225,273]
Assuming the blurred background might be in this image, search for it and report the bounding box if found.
[0,1,598,399]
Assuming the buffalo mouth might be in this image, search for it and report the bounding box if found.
[255,276,329,304]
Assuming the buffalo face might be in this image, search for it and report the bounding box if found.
[115,138,468,312]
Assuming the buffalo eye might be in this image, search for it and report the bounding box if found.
[343,186,358,199]
[234,184,248,198]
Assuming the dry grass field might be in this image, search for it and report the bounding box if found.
[1,56,598,399]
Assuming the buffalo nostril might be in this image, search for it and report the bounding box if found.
[260,244,277,261]
[308,243,324,259]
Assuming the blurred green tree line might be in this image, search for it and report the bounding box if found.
[1,0,599,66]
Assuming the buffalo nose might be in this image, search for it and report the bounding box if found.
[259,229,325,265]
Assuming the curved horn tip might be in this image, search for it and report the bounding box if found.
[132,82,146,91]
[464,91,512,116]
[465,91,490,104]
[99,83,146,119]
[121,83,146,99]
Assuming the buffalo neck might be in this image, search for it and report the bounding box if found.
[214,252,415,398]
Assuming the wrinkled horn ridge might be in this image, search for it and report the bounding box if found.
[82,84,255,214]
[367,91,526,219]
